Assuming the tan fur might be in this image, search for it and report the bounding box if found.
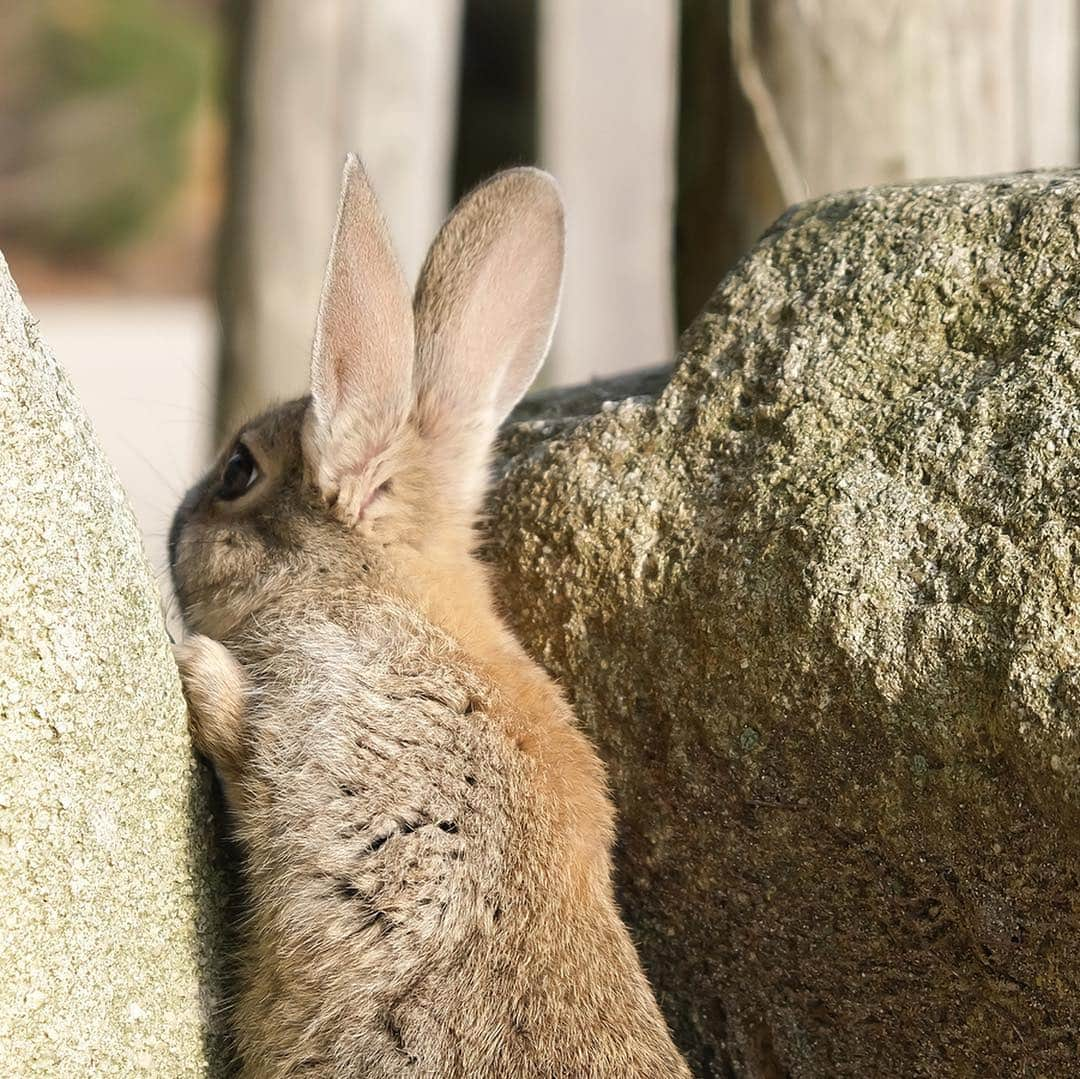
[170,160,689,1079]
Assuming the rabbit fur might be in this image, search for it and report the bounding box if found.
[170,155,690,1079]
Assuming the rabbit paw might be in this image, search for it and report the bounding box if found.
[174,635,247,772]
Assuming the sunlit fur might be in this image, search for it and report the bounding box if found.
[171,158,689,1078]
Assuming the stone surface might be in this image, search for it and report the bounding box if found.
[0,254,225,1075]
[492,171,1080,1076]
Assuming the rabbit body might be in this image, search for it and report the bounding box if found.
[172,158,689,1078]
[180,580,685,1078]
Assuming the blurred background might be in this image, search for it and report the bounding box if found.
[1,0,1077,593]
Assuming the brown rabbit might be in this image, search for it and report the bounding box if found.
[170,155,690,1079]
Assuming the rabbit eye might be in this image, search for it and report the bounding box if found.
[218,443,260,501]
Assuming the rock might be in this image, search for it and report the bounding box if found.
[0,254,226,1075]
[492,171,1080,1076]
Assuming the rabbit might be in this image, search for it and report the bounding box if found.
[170,154,691,1079]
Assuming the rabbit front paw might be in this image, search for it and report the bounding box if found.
[174,635,247,776]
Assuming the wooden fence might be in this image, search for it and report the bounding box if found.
[218,0,1078,435]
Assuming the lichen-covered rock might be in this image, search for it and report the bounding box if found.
[0,254,225,1075]
[492,172,1080,1077]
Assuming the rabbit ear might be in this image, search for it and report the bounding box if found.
[306,154,414,523]
[413,168,564,511]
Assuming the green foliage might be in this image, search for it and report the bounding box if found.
[6,0,215,252]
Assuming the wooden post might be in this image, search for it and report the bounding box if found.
[216,0,463,439]
[539,0,680,384]
[677,0,1079,331]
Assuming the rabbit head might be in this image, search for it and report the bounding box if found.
[169,156,564,638]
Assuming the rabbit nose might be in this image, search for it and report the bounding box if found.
[168,489,198,571]
[167,509,184,571]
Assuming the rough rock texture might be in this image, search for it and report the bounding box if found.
[0,254,226,1075]
[492,171,1080,1077]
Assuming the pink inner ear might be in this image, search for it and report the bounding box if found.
[412,168,564,444]
[308,155,415,518]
